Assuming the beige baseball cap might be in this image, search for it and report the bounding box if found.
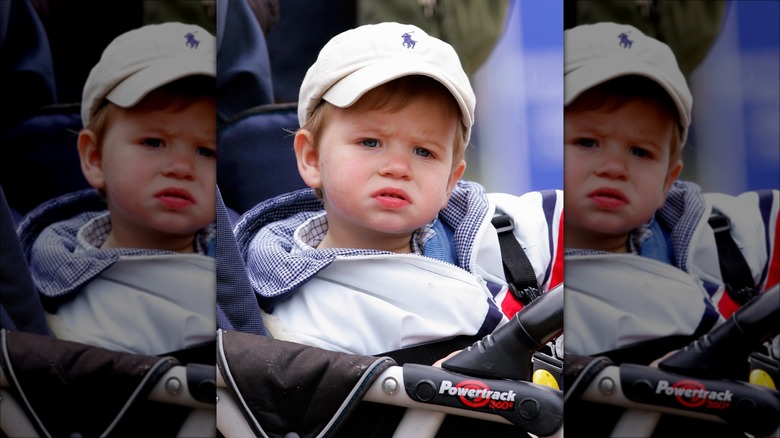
[81,22,216,127]
[565,22,692,144]
[298,22,476,144]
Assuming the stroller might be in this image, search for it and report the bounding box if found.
[214,256,778,437]
[564,284,780,437]
[215,285,565,438]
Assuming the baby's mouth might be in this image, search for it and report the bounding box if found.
[588,188,628,209]
[156,188,195,205]
[589,188,626,202]
[379,193,405,200]
[372,188,411,207]
[373,188,410,201]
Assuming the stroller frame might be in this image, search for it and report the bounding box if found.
[215,287,566,438]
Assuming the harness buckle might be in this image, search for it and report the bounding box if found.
[509,283,542,305]
[709,213,732,233]
[492,214,514,234]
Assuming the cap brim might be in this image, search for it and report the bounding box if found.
[322,57,473,130]
[107,57,215,108]
[565,57,690,129]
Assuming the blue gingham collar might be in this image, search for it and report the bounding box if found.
[18,189,215,300]
[235,180,490,308]
[76,211,214,255]
[77,212,112,251]
[292,211,435,255]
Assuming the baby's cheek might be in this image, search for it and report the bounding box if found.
[330,167,361,194]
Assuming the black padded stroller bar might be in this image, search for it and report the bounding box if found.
[726,285,779,342]
[659,285,780,379]
[442,285,563,381]
[617,363,780,437]
[402,363,564,437]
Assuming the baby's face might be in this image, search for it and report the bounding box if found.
[564,96,681,252]
[95,97,216,251]
[306,93,464,251]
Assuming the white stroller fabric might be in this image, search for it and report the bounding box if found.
[267,254,503,355]
[46,254,216,355]
[564,254,722,356]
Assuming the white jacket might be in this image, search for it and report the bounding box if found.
[234,181,564,355]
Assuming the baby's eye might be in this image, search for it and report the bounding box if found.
[361,139,379,148]
[413,147,432,158]
[142,138,164,148]
[197,146,217,159]
[575,138,596,148]
[630,147,653,159]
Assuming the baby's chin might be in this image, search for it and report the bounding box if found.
[372,219,434,237]
[572,209,648,229]
[566,220,637,240]
[149,223,210,241]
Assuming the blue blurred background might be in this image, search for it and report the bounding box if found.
[686,0,779,194]
[468,0,563,194]
[471,0,778,196]
[466,0,563,194]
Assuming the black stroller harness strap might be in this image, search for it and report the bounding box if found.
[708,210,759,305]
[492,214,541,305]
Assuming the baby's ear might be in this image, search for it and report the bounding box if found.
[293,129,322,190]
[77,129,105,190]
[442,159,466,208]
[660,159,683,203]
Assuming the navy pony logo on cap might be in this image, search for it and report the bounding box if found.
[402,32,417,49]
[618,32,633,49]
[185,32,200,49]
